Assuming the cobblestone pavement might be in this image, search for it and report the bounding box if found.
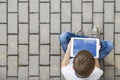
[0,0,120,80]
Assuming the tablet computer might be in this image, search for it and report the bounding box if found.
[71,38,99,58]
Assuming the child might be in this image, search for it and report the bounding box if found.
[59,27,113,80]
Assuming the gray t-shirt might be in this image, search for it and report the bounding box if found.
[61,59,103,80]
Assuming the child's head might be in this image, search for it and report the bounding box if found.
[73,50,95,78]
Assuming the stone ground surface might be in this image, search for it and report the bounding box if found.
[0,0,120,80]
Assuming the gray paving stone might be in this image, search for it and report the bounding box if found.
[116,77,120,80]
[104,0,114,1]
[40,3,49,22]
[0,24,6,44]
[8,0,17,12]
[61,3,71,22]
[104,3,114,22]
[51,14,60,33]
[61,0,71,1]
[8,35,17,55]
[82,24,92,36]
[40,66,49,80]
[83,0,92,1]
[19,24,28,44]
[0,0,6,2]
[19,45,28,65]
[115,13,120,32]
[0,67,6,80]
[8,56,17,76]
[50,56,60,76]
[19,0,28,1]
[30,0,39,12]
[83,3,92,22]
[93,13,103,33]
[19,3,28,22]
[0,3,6,23]
[51,35,60,54]
[30,14,39,33]
[104,24,114,42]
[18,67,28,80]
[7,78,17,80]
[40,45,49,65]
[8,14,17,33]
[30,35,39,54]
[0,46,6,65]
[72,0,81,12]
[40,24,49,44]
[116,0,120,11]
[115,34,120,54]
[93,0,103,12]
[29,56,39,76]
[29,77,39,80]
[50,77,60,80]
[51,0,60,12]
[115,55,120,75]
[104,66,114,80]
[40,0,49,1]
[72,14,81,32]
[61,24,71,32]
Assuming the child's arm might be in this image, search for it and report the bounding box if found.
[95,58,100,68]
[61,41,71,67]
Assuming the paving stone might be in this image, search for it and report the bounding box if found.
[83,3,92,22]
[18,67,28,80]
[30,14,39,33]
[104,66,114,80]
[115,55,120,75]
[40,66,49,80]
[8,35,17,55]
[29,56,39,76]
[72,0,81,12]
[93,13,103,33]
[116,0,120,11]
[40,0,49,1]
[115,34,120,54]
[115,13,120,32]
[8,56,17,76]
[61,3,71,22]
[116,77,120,80]
[50,77,60,80]
[19,3,28,22]
[40,45,49,65]
[0,67,6,80]
[104,0,114,1]
[0,3,6,23]
[40,24,49,44]
[72,14,81,32]
[7,78,17,80]
[82,24,92,36]
[29,77,39,80]
[19,45,28,65]
[62,24,71,32]
[0,46,6,65]
[93,0,103,12]
[61,0,71,1]
[19,0,28,1]
[0,0,6,2]
[104,24,114,42]
[0,24,7,44]
[83,0,92,1]
[19,24,28,44]
[30,35,39,54]
[51,0,60,12]
[51,35,60,54]
[8,0,17,12]
[8,14,17,33]
[104,3,114,22]
[50,56,60,76]
[40,3,49,22]
[30,0,39,12]
[51,14,60,33]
